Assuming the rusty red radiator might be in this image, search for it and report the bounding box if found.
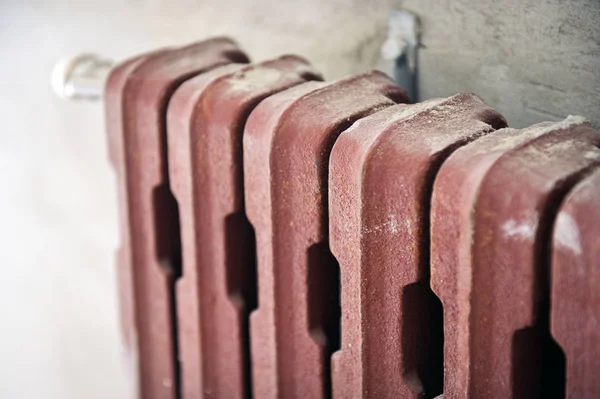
[105,38,600,399]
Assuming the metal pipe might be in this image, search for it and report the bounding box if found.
[51,54,114,101]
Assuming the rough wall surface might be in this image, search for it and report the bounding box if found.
[0,0,598,398]
[405,0,600,128]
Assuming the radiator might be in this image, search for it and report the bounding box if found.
[104,37,600,399]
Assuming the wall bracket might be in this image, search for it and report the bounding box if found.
[380,10,420,102]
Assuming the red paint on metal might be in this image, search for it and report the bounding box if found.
[167,56,322,399]
[329,94,506,398]
[243,71,409,398]
[551,168,600,398]
[431,119,600,398]
[105,38,249,399]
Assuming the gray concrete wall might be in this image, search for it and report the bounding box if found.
[407,0,600,128]
[1,1,597,398]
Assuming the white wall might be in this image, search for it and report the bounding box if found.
[0,1,598,398]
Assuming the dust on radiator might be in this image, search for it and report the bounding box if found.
[105,37,600,399]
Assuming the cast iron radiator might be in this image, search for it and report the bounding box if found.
[105,37,600,399]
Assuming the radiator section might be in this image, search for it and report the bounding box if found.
[105,38,250,399]
[551,168,600,399]
[431,119,600,398]
[329,93,506,398]
[243,71,409,398]
[166,56,322,399]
